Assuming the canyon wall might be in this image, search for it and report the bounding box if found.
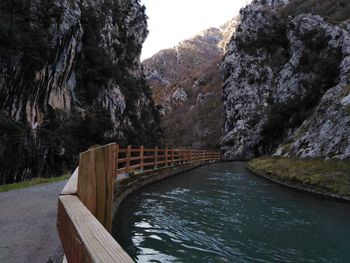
[0,0,162,184]
[143,20,238,148]
[222,0,350,160]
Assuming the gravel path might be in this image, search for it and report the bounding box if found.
[0,181,66,263]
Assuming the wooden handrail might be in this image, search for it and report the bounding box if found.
[115,146,219,176]
[58,143,220,263]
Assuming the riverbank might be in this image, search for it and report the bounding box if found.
[247,157,350,201]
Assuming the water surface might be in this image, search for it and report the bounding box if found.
[113,162,350,263]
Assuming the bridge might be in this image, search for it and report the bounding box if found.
[57,143,220,262]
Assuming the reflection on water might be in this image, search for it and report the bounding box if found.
[113,162,350,263]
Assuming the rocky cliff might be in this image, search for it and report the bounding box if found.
[0,0,162,184]
[143,20,238,148]
[222,0,350,160]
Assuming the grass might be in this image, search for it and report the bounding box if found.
[247,157,350,199]
[0,174,69,193]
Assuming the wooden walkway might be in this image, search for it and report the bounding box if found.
[57,144,220,263]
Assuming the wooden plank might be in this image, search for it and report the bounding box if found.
[143,162,156,167]
[61,167,79,195]
[165,147,168,166]
[117,158,127,163]
[95,146,108,231]
[101,143,116,231]
[77,143,117,232]
[114,144,119,178]
[129,163,141,170]
[143,155,155,160]
[155,146,158,169]
[94,147,107,230]
[126,145,131,174]
[57,195,133,263]
[186,150,190,162]
[117,156,139,163]
[143,148,156,152]
[78,149,96,216]
[171,148,174,165]
[140,146,144,171]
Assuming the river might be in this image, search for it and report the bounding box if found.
[112,162,350,263]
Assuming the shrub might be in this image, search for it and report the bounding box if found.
[281,0,350,25]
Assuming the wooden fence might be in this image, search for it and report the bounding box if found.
[116,146,219,175]
[57,144,220,263]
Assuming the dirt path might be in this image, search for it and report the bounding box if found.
[0,181,66,263]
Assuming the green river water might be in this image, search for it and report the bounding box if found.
[112,162,350,263]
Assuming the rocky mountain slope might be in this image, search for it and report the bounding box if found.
[222,0,350,160]
[0,0,162,184]
[143,19,238,148]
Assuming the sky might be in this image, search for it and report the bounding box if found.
[140,0,250,61]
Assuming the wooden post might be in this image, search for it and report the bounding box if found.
[155,146,158,169]
[190,149,192,164]
[115,144,119,176]
[77,143,117,232]
[126,145,131,175]
[165,146,168,167]
[171,147,175,166]
[140,145,144,172]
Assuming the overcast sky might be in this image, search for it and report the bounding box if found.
[140,0,250,61]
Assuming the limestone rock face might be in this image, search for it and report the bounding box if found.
[222,0,350,160]
[0,0,161,184]
[143,20,239,148]
[143,27,226,91]
[172,88,188,103]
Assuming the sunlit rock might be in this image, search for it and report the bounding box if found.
[222,0,350,160]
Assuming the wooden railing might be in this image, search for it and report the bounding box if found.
[57,144,219,263]
[116,146,219,176]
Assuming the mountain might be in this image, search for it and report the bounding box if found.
[0,0,162,184]
[143,18,238,148]
[222,0,350,160]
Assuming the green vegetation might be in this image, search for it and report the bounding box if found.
[0,0,63,68]
[345,106,350,115]
[155,55,223,149]
[260,31,342,154]
[162,87,222,149]
[0,0,161,185]
[247,157,350,199]
[341,84,350,97]
[0,174,69,193]
[281,0,350,25]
